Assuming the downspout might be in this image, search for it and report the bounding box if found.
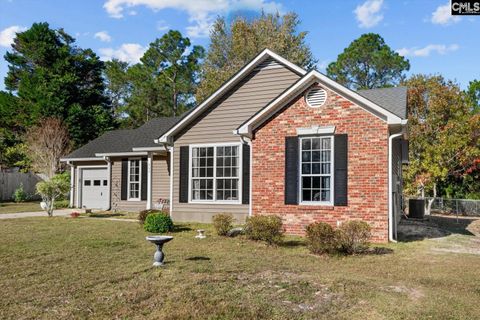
[388,133,403,242]
[103,156,112,211]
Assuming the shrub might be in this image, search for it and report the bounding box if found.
[245,215,284,245]
[138,209,159,225]
[54,199,69,209]
[13,184,28,203]
[305,222,337,254]
[213,213,234,236]
[144,212,174,233]
[336,221,371,254]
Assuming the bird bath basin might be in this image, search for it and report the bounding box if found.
[146,236,173,266]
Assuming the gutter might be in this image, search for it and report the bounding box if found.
[95,152,148,157]
[388,132,403,242]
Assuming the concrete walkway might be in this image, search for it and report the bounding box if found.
[0,209,74,220]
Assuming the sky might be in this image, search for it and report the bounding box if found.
[0,0,478,90]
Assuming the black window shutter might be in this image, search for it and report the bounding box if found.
[285,136,299,205]
[334,134,348,206]
[141,158,147,200]
[242,144,250,204]
[121,159,128,200]
[179,146,189,203]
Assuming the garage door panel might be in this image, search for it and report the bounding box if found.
[81,168,109,209]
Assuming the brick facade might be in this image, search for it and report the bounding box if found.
[251,84,390,242]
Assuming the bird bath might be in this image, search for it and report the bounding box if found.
[146,236,173,266]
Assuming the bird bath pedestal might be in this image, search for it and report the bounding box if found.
[146,236,173,266]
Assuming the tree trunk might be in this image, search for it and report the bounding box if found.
[425,183,437,216]
[48,197,55,217]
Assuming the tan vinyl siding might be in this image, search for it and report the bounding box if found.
[110,157,146,212]
[172,63,301,223]
[152,155,170,203]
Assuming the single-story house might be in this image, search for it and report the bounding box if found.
[62,49,408,242]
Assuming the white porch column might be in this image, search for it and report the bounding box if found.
[169,146,174,216]
[147,152,153,210]
[69,163,75,208]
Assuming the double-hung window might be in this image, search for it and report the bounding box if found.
[128,159,141,200]
[300,136,333,205]
[191,145,240,202]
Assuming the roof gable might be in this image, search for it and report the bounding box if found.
[236,70,406,136]
[156,49,307,144]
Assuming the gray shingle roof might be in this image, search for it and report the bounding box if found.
[357,86,407,119]
[64,117,180,159]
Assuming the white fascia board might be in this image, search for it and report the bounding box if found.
[237,70,404,136]
[59,157,102,162]
[157,49,307,144]
[264,49,307,75]
[131,146,167,151]
[311,71,403,124]
[95,152,148,157]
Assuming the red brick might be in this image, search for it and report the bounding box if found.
[251,85,389,242]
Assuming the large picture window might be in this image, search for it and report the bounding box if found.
[128,159,141,200]
[191,145,240,202]
[300,136,333,204]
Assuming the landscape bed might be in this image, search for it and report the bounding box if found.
[0,217,479,319]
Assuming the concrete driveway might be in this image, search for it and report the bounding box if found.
[0,209,74,220]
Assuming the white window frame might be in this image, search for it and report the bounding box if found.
[188,142,242,204]
[127,158,142,201]
[298,136,334,206]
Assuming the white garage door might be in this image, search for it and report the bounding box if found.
[81,168,109,209]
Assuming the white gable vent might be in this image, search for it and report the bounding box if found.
[305,88,327,108]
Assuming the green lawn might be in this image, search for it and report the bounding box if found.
[0,217,479,319]
[0,201,42,214]
[0,201,69,214]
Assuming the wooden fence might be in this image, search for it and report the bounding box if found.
[0,168,43,201]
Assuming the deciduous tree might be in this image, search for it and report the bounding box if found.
[196,12,316,102]
[25,117,71,178]
[403,75,480,211]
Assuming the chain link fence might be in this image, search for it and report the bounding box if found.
[407,197,480,217]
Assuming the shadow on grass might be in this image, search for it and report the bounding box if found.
[279,239,305,248]
[365,247,394,255]
[185,256,211,261]
[397,215,478,242]
[88,213,125,218]
[173,225,193,232]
